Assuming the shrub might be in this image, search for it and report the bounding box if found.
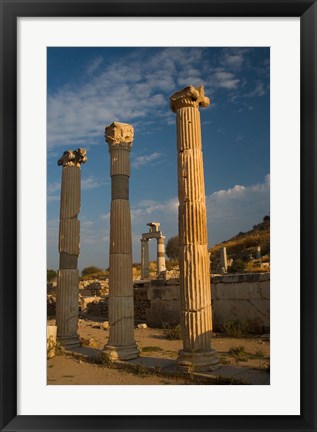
[80,270,109,281]
[166,236,179,260]
[222,320,252,338]
[228,346,248,361]
[228,259,246,273]
[165,259,179,271]
[95,352,112,366]
[81,266,103,277]
[47,269,57,282]
[141,346,163,353]
[163,324,182,340]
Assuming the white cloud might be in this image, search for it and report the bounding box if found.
[47,218,59,246]
[213,71,240,89]
[245,81,266,97]
[131,152,162,169]
[220,48,249,70]
[86,56,103,74]
[206,175,270,244]
[81,175,107,190]
[47,181,60,194]
[47,182,60,202]
[47,48,247,148]
[131,197,178,220]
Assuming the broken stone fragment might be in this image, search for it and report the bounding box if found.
[137,323,147,329]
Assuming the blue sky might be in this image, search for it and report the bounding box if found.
[47,47,270,271]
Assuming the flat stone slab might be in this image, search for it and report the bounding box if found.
[196,365,270,385]
[65,345,100,360]
[63,347,269,385]
[123,356,175,370]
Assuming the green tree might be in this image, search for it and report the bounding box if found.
[166,235,179,260]
[228,259,246,274]
[47,269,57,282]
[81,266,103,277]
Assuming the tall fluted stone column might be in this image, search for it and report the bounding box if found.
[220,247,228,273]
[170,86,218,371]
[104,122,139,360]
[56,148,87,347]
[141,238,150,279]
[157,236,166,274]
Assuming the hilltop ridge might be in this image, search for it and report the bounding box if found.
[209,216,270,273]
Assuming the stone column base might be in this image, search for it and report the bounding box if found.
[176,349,219,372]
[104,344,140,361]
[58,335,80,348]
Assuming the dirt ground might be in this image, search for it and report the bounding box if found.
[47,319,270,385]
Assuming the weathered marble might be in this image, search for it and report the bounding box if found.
[141,222,166,277]
[56,149,86,347]
[220,247,228,273]
[104,122,139,360]
[141,238,150,279]
[170,86,218,371]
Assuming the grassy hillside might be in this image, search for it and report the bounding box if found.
[209,216,270,273]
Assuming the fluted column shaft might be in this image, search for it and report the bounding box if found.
[141,238,150,279]
[157,236,166,274]
[170,86,218,371]
[220,247,228,273]
[104,122,139,360]
[56,148,87,347]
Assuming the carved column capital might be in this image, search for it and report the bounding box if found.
[170,85,210,113]
[105,122,134,150]
[58,148,87,167]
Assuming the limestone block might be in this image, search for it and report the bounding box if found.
[258,273,270,282]
[213,298,270,331]
[260,282,270,299]
[146,298,181,328]
[80,296,98,310]
[102,321,110,330]
[166,278,180,285]
[137,323,147,329]
[59,219,80,255]
[60,166,81,219]
[213,281,269,301]
[147,285,180,301]
[47,325,57,358]
[220,275,239,283]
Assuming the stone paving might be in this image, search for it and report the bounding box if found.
[63,345,269,385]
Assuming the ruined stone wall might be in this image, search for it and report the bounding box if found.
[140,274,270,332]
[47,273,270,333]
[47,285,149,324]
[211,273,270,333]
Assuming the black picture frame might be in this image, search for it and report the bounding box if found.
[0,1,316,431]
